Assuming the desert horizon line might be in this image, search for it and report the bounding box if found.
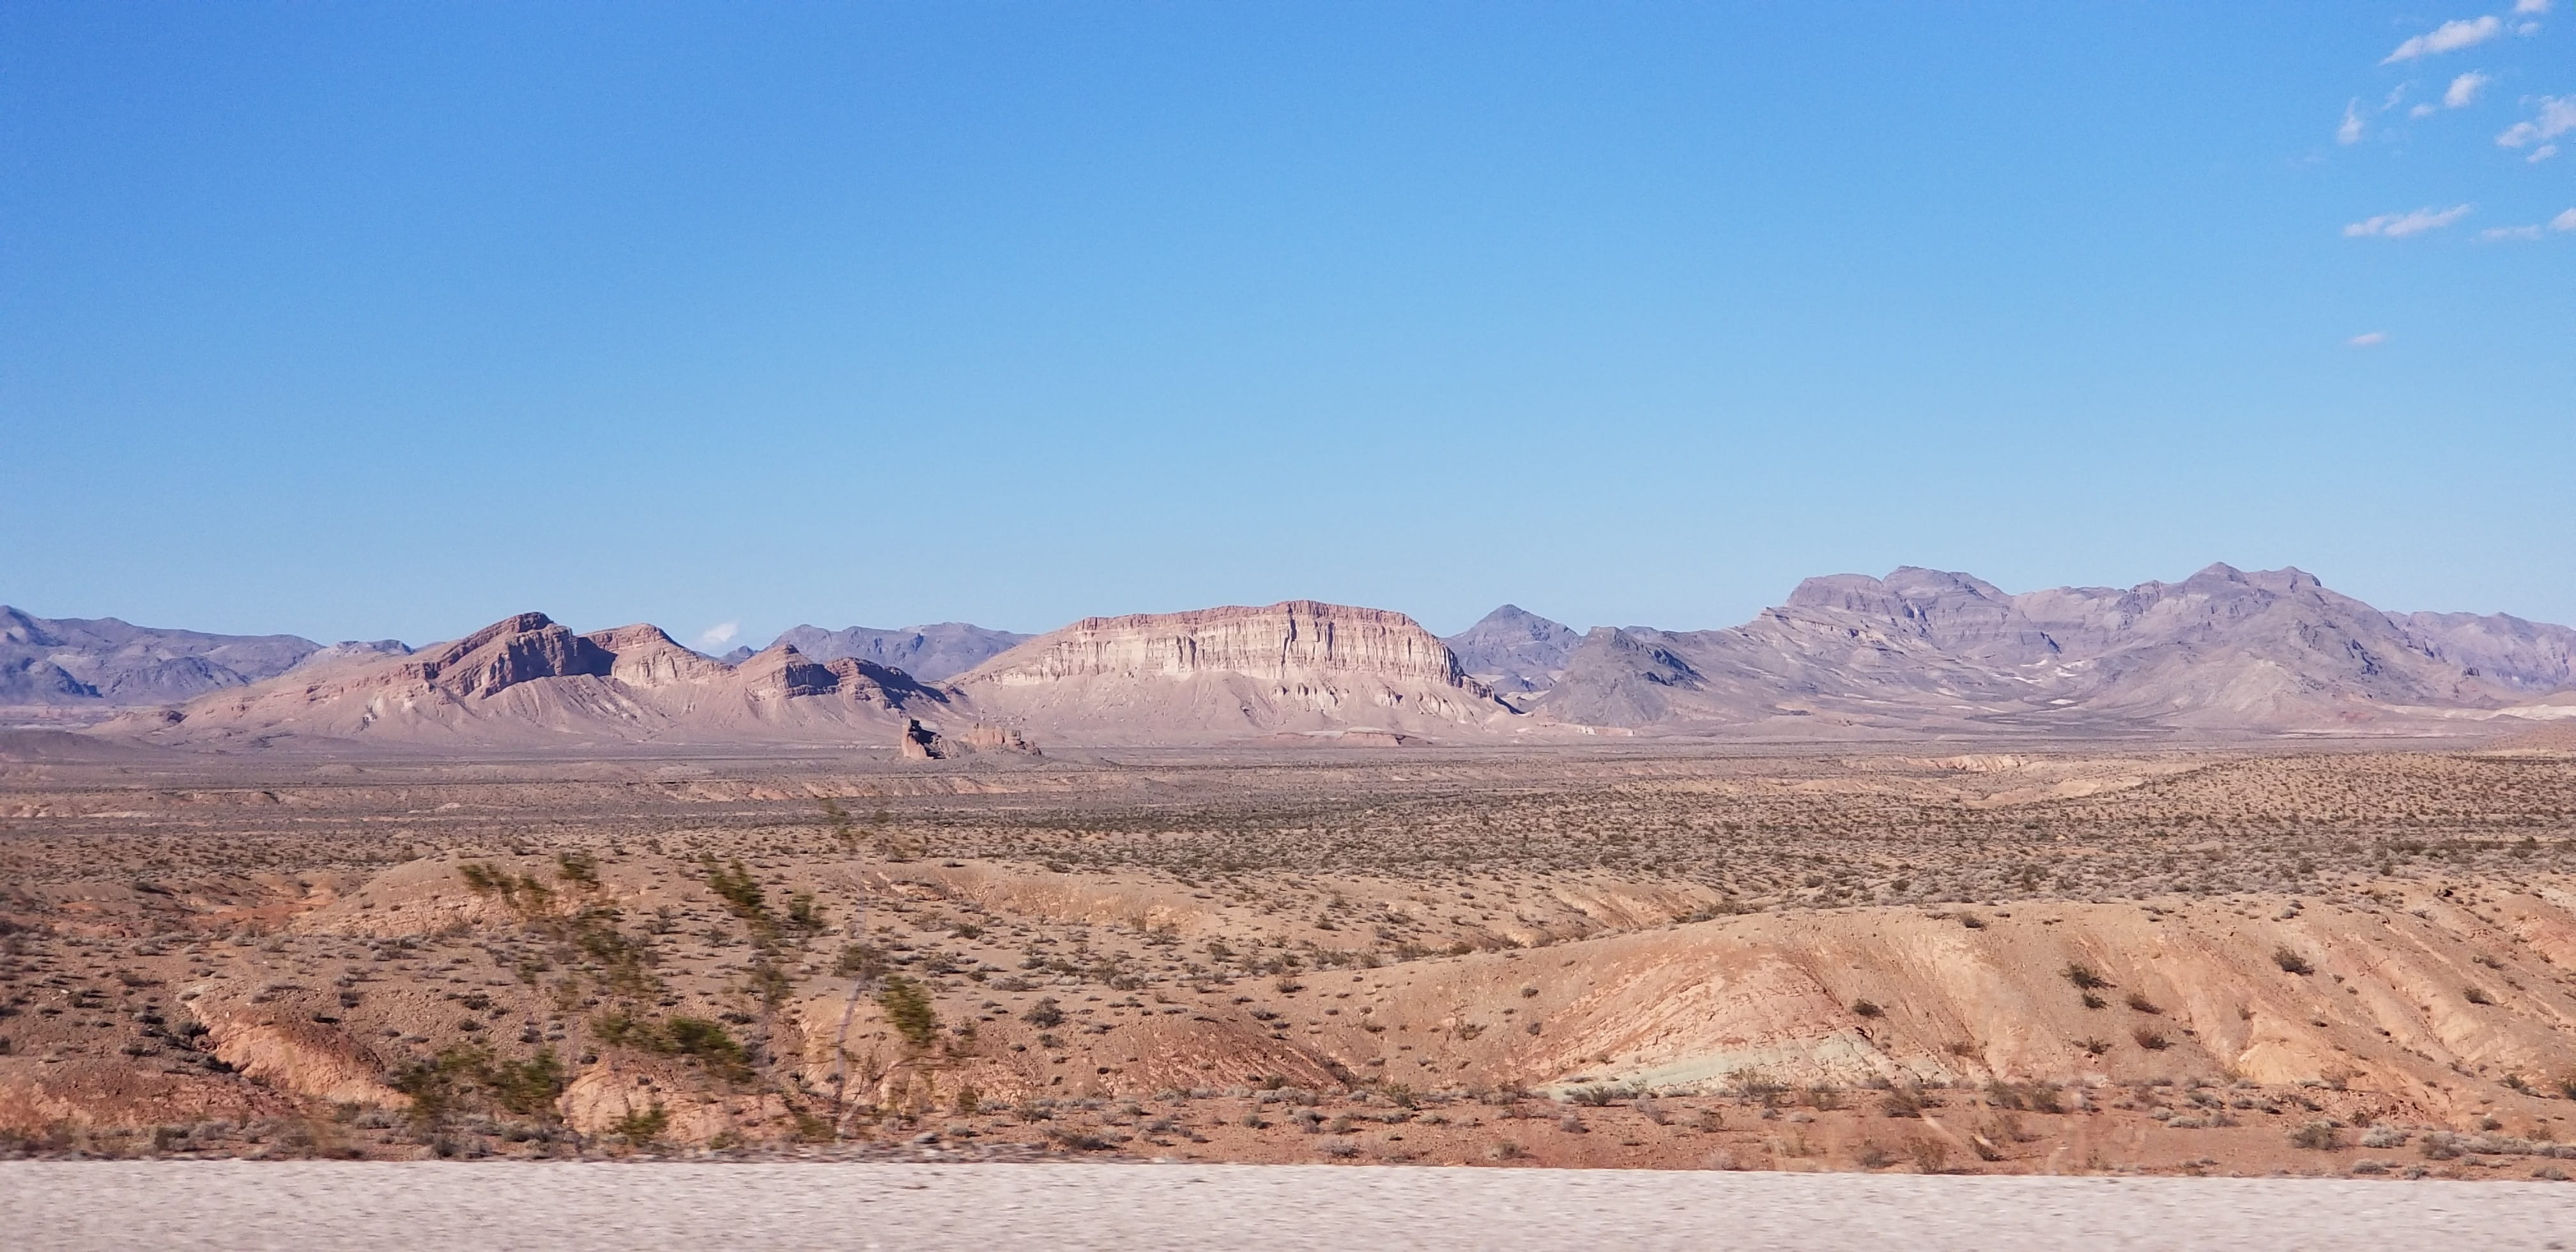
[12,559,2572,657]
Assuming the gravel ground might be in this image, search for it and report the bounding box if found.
[7,1162,2573,1250]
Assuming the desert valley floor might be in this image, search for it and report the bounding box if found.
[8,735,2576,1182]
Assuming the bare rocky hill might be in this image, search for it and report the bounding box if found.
[950,600,1517,745]
[1443,604,1581,696]
[0,607,329,714]
[96,614,953,751]
[767,622,1031,682]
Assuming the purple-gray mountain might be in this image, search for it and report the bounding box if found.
[1443,604,1584,699]
[0,606,344,709]
[767,622,1032,683]
[12,563,2573,744]
[1497,564,2576,735]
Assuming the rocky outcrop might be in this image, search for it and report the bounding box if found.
[585,625,731,689]
[898,718,1040,760]
[955,722,1039,755]
[400,613,613,699]
[898,718,946,760]
[951,600,1514,744]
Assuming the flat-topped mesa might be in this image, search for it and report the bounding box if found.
[950,600,1512,744]
[972,600,1471,688]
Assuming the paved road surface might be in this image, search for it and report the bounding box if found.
[8,1162,2572,1250]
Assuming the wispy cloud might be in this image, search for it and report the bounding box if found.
[2338,99,2366,144]
[2498,96,2576,149]
[2343,204,2474,237]
[2347,332,2389,347]
[2513,0,2549,15]
[698,622,740,648]
[2475,209,2576,241]
[2446,72,2490,108]
[2385,15,2504,62]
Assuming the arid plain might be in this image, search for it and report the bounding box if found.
[10,732,2576,1182]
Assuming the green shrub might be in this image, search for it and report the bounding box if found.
[589,1012,753,1081]
[555,851,599,887]
[878,976,938,1050]
[609,1103,669,1145]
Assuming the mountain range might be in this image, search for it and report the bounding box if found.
[13,563,2575,752]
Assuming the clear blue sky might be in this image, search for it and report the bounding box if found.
[4,3,2570,648]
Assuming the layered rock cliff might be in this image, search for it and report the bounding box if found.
[952,600,1514,744]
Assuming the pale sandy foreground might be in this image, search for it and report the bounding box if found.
[7,1163,2575,1250]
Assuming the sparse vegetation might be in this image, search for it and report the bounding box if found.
[878,975,939,1050]
[10,743,2576,1166]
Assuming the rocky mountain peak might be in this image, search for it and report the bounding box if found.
[1445,604,1582,695]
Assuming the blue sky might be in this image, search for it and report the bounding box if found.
[3,2,2570,648]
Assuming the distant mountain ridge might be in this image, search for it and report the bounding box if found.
[34,563,2576,749]
[1523,564,2576,736]
[769,622,1031,682]
[2,606,328,711]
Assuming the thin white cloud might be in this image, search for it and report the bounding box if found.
[698,622,740,648]
[2412,103,2439,118]
[2343,204,2474,237]
[2385,15,2504,62]
[2474,210,2574,241]
[2498,96,2576,148]
[2446,72,2490,108]
[2338,100,2366,144]
[2513,0,2549,15]
[2347,332,2389,347]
